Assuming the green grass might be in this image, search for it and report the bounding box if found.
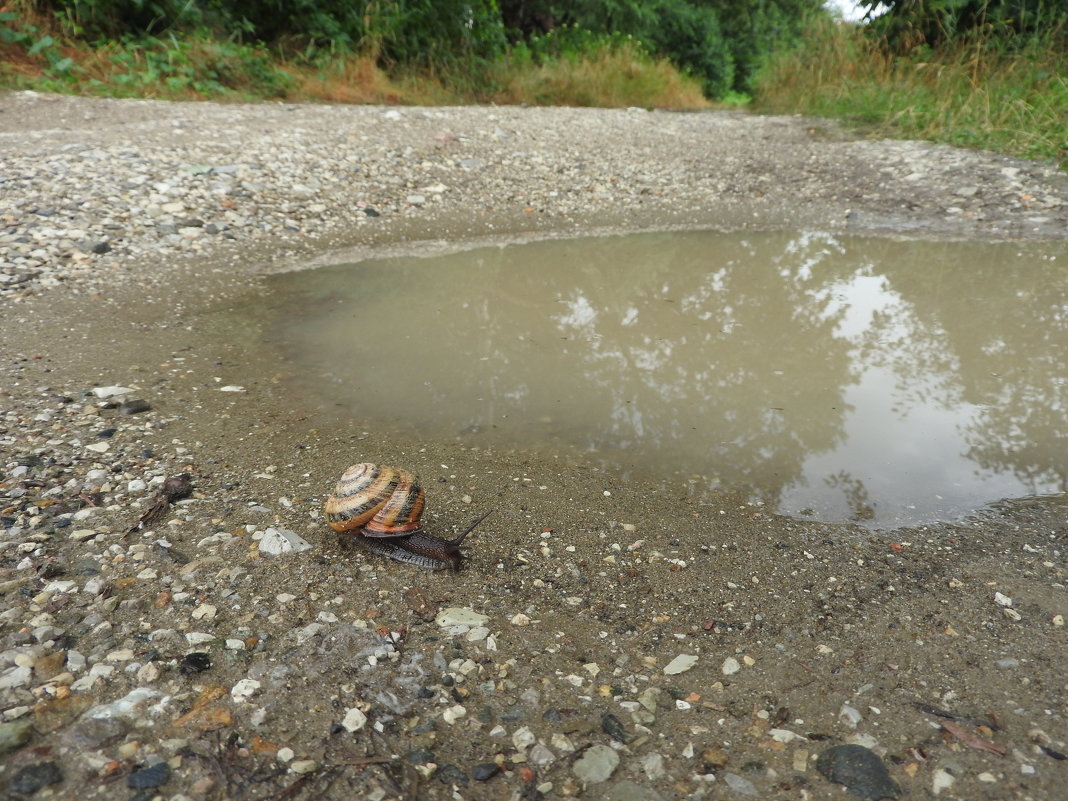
[753,17,1067,167]
[0,8,709,109]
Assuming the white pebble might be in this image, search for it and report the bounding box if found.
[231,678,261,702]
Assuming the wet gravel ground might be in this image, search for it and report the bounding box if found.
[1,91,1067,801]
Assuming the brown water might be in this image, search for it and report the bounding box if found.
[258,230,1068,528]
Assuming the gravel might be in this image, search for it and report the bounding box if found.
[1,91,1066,800]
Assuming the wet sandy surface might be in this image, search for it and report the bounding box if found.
[1,93,1067,800]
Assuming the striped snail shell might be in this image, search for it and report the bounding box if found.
[324,463,489,571]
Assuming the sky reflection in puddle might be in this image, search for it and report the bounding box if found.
[262,230,1067,528]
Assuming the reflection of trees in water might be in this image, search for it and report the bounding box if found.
[535,231,859,507]
[864,242,1068,494]
[271,231,1068,519]
[824,470,876,521]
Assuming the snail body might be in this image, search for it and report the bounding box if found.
[324,463,488,571]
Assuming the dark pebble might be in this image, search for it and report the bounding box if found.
[363,206,380,217]
[436,764,467,786]
[178,652,212,674]
[127,761,171,789]
[90,241,111,254]
[602,712,630,743]
[816,744,899,800]
[37,561,66,579]
[406,748,435,765]
[176,217,204,228]
[162,474,194,502]
[10,760,63,793]
[471,762,501,781]
[119,399,153,415]
[95,427,118,439]
[542,708,563,723]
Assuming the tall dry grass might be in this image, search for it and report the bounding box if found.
[754,17,1067,166]
[485,42,709,109]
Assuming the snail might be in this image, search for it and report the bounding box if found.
[324,463,490,571]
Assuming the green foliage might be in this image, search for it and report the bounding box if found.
[498,0,823,96]
[24,0,827,99]
[861,0,1068,51]
[754,13,1067,167]
[102,34,292,98]
[487,36,710,107]
[1,10,76,77]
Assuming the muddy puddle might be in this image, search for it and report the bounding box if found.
[237,230,1067,528]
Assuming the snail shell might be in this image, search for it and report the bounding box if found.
[324,463,488,571]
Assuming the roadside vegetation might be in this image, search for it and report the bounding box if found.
[756,1,1068,166]
[0,1,1064,166]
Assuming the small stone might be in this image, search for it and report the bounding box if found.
[259,528,313,555]
[435,607,490,628]
[290,760,317,774]
[442,704,467,724]
[512,726,537,750]
[191,604,217,620]
[179,653,212,679]
[572,744,620,784]
[91,385,135,398]
[721,656,741,675]
[995,658,1020,669]
[529,743,556,765]
[601,712,629,743]
[641,752,666,780]
[10,761,63,794]
[701,747,729,769]
[664,653,698,675]
[231,679,260,702]
[932,768,954,795]
[342,707,367,732]
[472,762,500,781]
[119,399,152,415]
[816,744,899,799]
[510,613,531,626]
[0,719,33,755]
[127,762,171,789]
[723,772,759,796]
[839,703,863,728]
